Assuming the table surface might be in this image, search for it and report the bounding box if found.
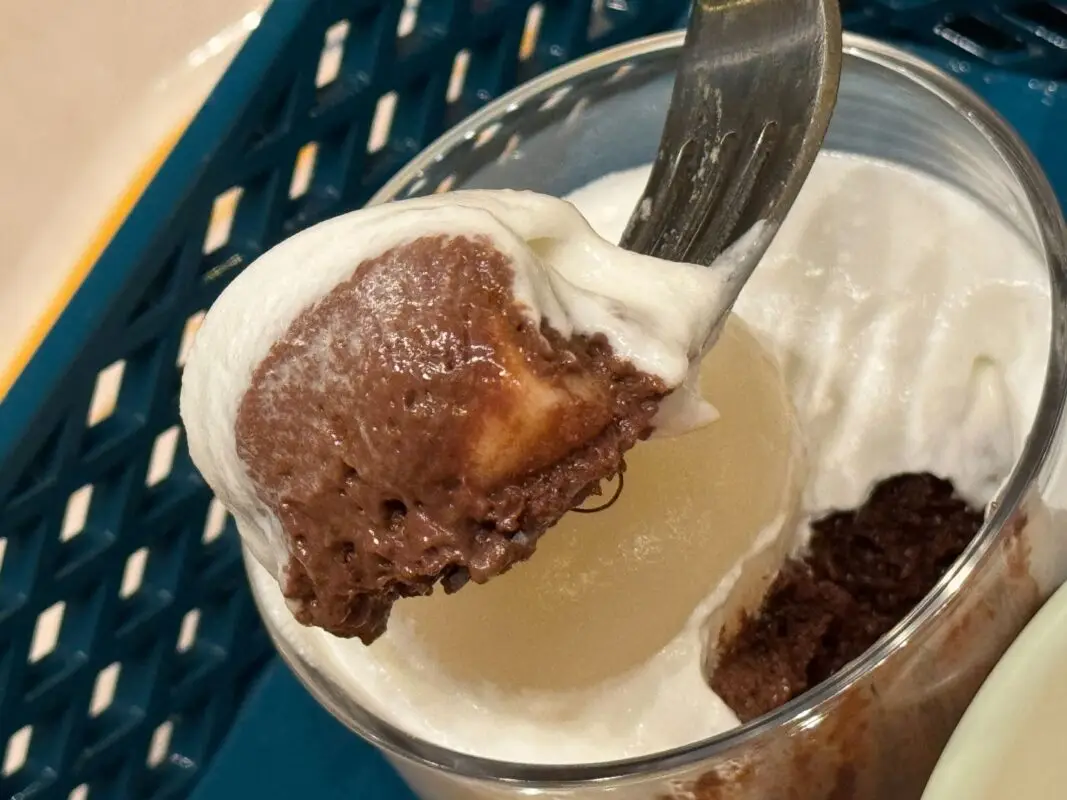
[0,0,262,389]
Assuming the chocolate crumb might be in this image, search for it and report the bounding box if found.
[711,472,984,722]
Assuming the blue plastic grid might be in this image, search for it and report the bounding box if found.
[0,1,1064,799]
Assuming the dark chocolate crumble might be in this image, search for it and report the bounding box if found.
[711,472,984,721]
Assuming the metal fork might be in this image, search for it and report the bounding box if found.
[622,0,842,321]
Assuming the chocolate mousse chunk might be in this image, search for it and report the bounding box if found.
[712,473,983,721]
[235,234,666,644]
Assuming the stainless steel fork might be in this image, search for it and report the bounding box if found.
[621,0,842,304]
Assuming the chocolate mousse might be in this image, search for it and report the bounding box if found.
[234,234,666,643]
[711,472,984,721]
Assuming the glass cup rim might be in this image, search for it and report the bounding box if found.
[259,30,1067,787]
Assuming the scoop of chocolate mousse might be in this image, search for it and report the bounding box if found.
[234,233,667,643]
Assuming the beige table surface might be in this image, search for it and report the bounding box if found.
[0,0,264,393]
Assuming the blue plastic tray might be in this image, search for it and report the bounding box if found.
[1,1,1064,798]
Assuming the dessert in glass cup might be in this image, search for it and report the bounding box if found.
[180,32,1067,800]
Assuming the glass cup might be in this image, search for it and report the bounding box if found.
[246,31,1067,800]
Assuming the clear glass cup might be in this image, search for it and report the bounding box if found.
[247,31,1067,800]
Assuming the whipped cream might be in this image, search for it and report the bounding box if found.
[247,151,1053,764]
[574,155,1050,515]
[181,191,751,579]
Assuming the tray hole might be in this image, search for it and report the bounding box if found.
[474,122,501,149]
[87,359,126,427]
[368,91,398,154]
[941,15,1026,53]
[177,311,206,368]
[203,498,229,544]
[498,133,522,163]
[289,141,319,199]
[316,19,349,88]
[203,186,243,254]
[69,784,89,800]
[435,174,456,194]
[1015,2,1067,37]
[540,85,572,111]
[147,720,173,768]
[2,725,32,776]
[608,62,634,83]
[447,49,471,103]
[397,0,419,37]
[177,609,201,652]
[146,426,181,487]
[120,548,149,599]
[90,661,121,716]
[61,484,94,542]
[29,600,65,662]
[404,176,429,197]
[520,2,544,61]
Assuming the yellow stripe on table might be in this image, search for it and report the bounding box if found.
[0,122,190,401]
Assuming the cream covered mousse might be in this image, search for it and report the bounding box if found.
[180,191,745,645]
[182,152,1060,766]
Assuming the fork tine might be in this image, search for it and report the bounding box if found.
[675,131,735,261]
[647,139,700,257]
[690,121,779,267]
